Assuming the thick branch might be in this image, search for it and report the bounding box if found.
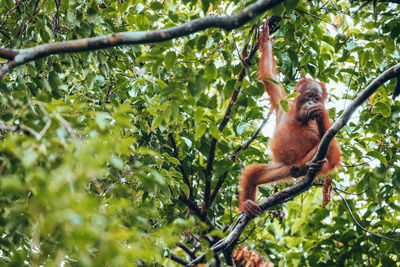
[0,0,284,80]
[187,63,400,266]
[0,48,18,60]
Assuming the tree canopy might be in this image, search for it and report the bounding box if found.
[0,0,400,266]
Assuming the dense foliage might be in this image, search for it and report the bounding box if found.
[0,0,399,266]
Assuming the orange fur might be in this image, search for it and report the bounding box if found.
[239,21,341,215]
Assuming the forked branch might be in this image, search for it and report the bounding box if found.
[0,0,285,80]
[186,63,400,266]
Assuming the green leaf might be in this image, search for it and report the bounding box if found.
[96,112,109,130]
[236,122,250,135]
[322,35,335,47]
[87,72,96,90]
[135,3,145,13]
[280,99,289,112]
[204,62,217,80]
[209,124,221,139]
[87,8,103,25]
[201,0,210,13]
[150,2,163,10]
[165,51,177,69]
[197,35,208,51]
[284,0,299,11]
[194,108,203,124]
[188,76,206,99]
[170,101,179,121]
[375,102,391,117]
[374,46,383,64]
[151,115,163,130]
[259,186,272,197]
[169,157,180,165]
[40,78,52,93]
[271,3,285,16]
[157,79,168,89]
[110,156,124,169]
[181,183,190,197]
[78,22,91,37]
[21,148,38,167]
[361,50,369,66]
[367,151,387,167]
[48,71,61,90]
[224,79,236,100]
[263,77,279,85]
[287,92,300,99]
[195,122,207,138]
[181,136,192,148]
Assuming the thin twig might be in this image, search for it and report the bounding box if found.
[0,121,18,131]
[0,1,20,29]
[296,9,335,26]
[100,82,113,109]
[18,0,50,36]
[179,192,215,230]
[334,187,369,196]
[237,223,256,244]
[53,112,76,137]
[343,161,371,168]
[334,188,399,242]
[231,113,272,162]
[38,119,51,139]
[208,115,270,206]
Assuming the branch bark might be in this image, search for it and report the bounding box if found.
[186,63,400,266]
[177,243,196,259]
[169,133,192,198]
[170,253,189,265]
[0,0,285,80]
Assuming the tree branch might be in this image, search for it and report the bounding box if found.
[177,243,196,259]
[0,0,285,80]
[170,253,189,265]
[178,192,215,231]
[187,63,400,266]
[0,48,18,60]
[204,23,264,210]
[231,114,271,162]
[169,133,192,198]
[204,16,281,211]
[208,116,270,206]
[0,121,18,131]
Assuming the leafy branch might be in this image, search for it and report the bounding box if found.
[0,0,285,80]
[333,188,399,242]
[186,63,400,266]
[204,16,281,211]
